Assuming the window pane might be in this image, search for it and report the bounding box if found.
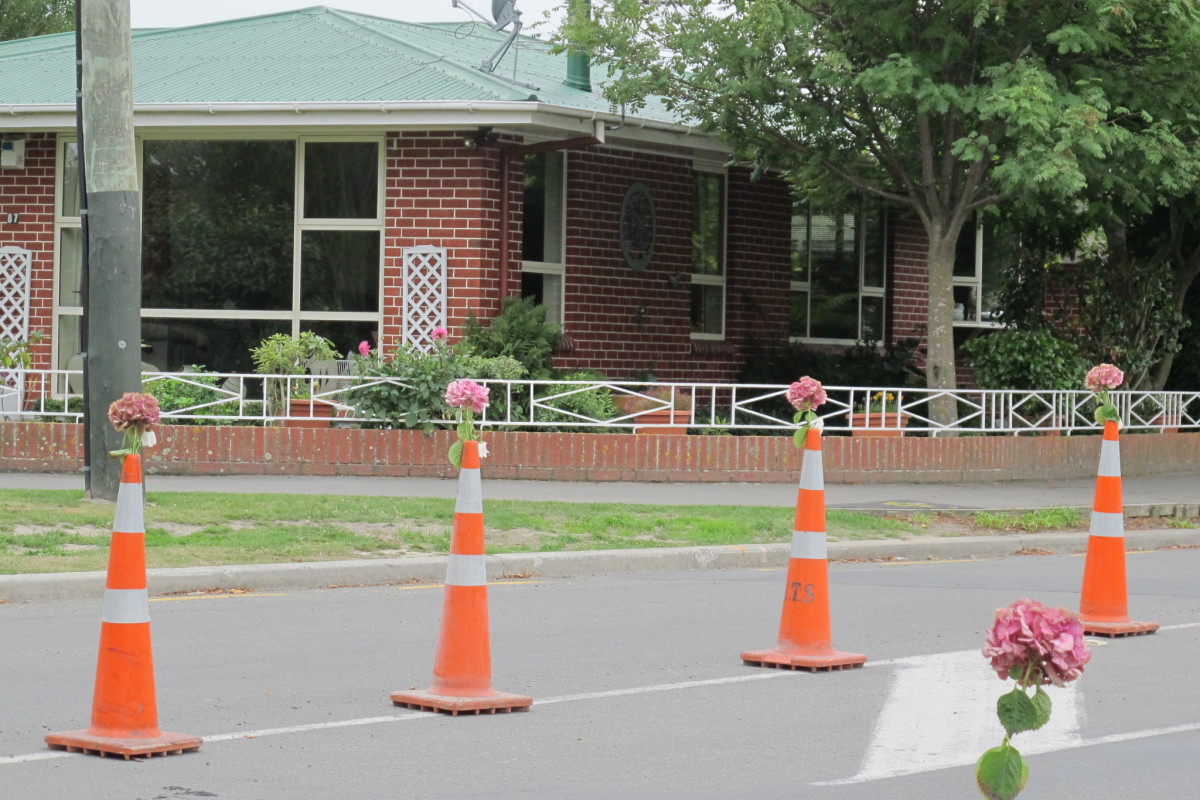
[790,205,809,282]
[690,283,723,334]
[142,317,288,373]
[300,230,380,312]
[61,141,80,217]
[303,141,379,219]
[692,173,724,275]
[304,320,377,361]
[861,295,884,341]
[862,206,885,288]
[142,140,295,311]
[953,222,978,278]
[789,290,809,338]
[521,153,563,264]
[56,314,80,370]
[809,211,859,339]
[58,227,83,307]
[953,284,977,321]
[521,271,562,325]
[980,217,1014,321]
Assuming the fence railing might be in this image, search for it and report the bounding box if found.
[1,368,1198,435]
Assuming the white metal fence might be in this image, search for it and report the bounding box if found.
[1,368,1198,435]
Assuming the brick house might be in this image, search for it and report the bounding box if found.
[0,6,1001,386]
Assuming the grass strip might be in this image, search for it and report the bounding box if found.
[0,489,918,575]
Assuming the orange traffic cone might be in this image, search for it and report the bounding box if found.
[45,454,201,758]
[1078,421,1159,637]
[741,427,866,671]
[390,439,533,715]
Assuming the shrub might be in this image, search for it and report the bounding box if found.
[462,296,561,379]
[143,366,240,425]
[964,329,1087,390]
[534,371,620,432]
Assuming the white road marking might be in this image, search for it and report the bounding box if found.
[4,623,1195,769]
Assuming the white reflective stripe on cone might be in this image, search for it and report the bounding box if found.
[790,530,828,560]
[445,553,487,586]
[1089,510,1125,537]
[102,588,151,624]
[113,482,145,533]
[1097,439,1121,478]
[798,449,824,491]
[455,469,483,515]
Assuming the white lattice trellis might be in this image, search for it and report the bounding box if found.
[402,245,447,352]
[0,245,32,343]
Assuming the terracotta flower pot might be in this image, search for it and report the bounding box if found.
[284,397,335,428]
[634,408,690,435]
[849,411,908,437]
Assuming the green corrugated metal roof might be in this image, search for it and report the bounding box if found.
[0,6,676,124]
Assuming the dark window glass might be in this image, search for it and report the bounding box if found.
[304,320,378,361]
[142,140,295,311]
[303,141,379,219]
[861,296,885,341]
[300,230,380,312]
[789,290,809,339]
[692,173,724,275]
[954,222,978,278]
[862,207,885,288]
[141,317,289,374]
[521,271,546,306]
[521,152,566,263]
[690,284,724,334]
[809,212,859,339]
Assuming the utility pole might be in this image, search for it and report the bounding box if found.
[80,0,142,501]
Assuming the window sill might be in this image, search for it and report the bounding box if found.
[690,339,736,357]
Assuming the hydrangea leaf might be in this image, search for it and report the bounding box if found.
[997,688,1039,735]
[1030,686,1052,731]
[448,440,463,469]
[976,744,1029,800]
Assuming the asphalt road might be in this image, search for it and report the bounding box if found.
[2,550,1198,799]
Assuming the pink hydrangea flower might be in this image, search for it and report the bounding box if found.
[1085,363,1124,393]
[107,392,160,433]
[431,327,449,340]
[445,379,489,414]
[786,376,826,412]
[983,598,1091,686]
[358,340,371,357]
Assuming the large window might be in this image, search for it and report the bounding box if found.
[790,200,886,341]
[691,171,726,337]
[953,215,1013,325]
[521,151,565,325]
[55,136,383,374]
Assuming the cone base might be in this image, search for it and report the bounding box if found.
[740,647,866,672]
[390,689,533,716]
[1082,619,1159,638]
[45,730,201,759]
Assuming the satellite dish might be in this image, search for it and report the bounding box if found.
[491,1,519,31]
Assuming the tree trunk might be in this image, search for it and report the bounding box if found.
[924,231,961,429]
[82,0,141,501]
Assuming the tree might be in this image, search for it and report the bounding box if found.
[564,0,1200,422]
[0,1,73,41]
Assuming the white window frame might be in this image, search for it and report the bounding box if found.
[690,166,727,340]
[52,133,385,378]
[520,150,567,327]
[952,214,1005,328]
[789,200,887,343]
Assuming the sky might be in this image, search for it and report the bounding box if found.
[129,1,568,33]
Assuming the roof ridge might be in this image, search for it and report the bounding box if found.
[322,8,539,102]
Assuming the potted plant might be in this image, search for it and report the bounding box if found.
[622,386,693,435]
[250,331,341,427]
[850,391,908,437]
[0,331,45,417]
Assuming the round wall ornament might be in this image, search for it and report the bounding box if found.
[620,181,655,271]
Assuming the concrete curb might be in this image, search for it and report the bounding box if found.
[3,529,1198,604]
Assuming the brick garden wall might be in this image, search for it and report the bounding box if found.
[3,422,1197,484]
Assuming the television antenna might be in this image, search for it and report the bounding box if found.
[451,0,524,75]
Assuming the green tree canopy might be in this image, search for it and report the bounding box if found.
[0,1,73,41]
[564,0,1200,418]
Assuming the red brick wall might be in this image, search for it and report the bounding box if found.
[3,421,1197,484]
[0,132,56,370]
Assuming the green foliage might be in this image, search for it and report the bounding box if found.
[997,689,1040,735]
[963,329,1086,390]
[976,745,1029,800]
[534,371,620,432]
[0,330,45,370]
[0,1,73,41]
[351,339,462,433]
[250,331,340,376]
[143,366,239,425]
[462,296,561,379]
